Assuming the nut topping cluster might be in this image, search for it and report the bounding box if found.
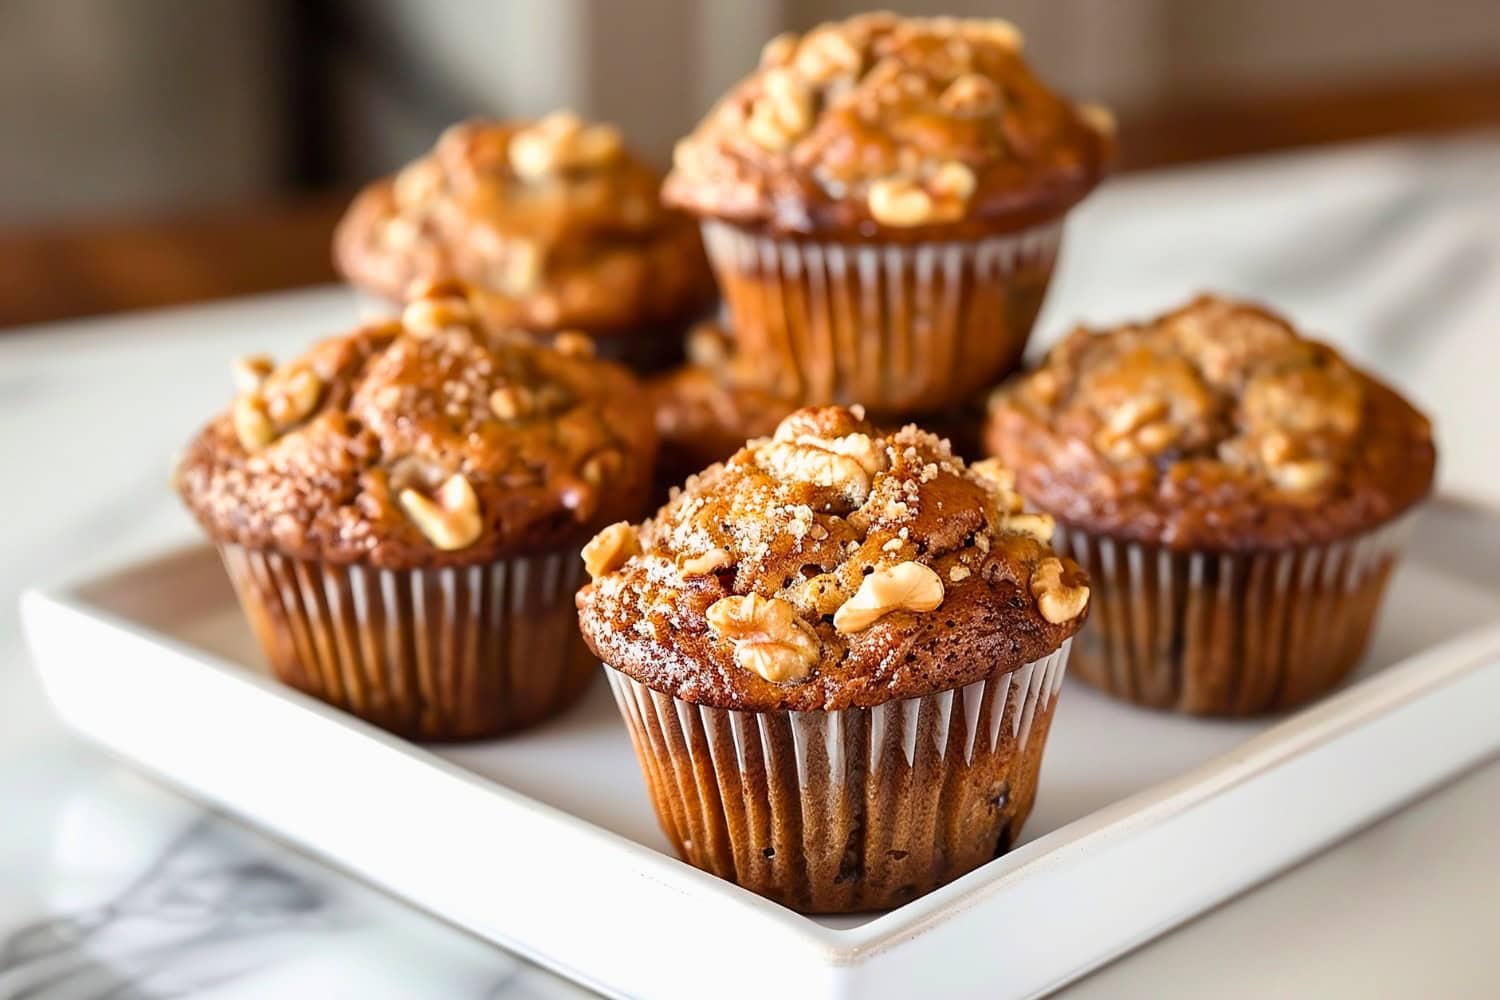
[994,296,1369,497]
[334,115,713,337]
[985,295,1437,550]
[229,358,324,452]
[583,521,641,579]
[705,593,820,683]
[664,12,1113,231]
[831,560,945,633]
[577,406,1089,702]
[507,111,623,180]
[398,473,483,551]
[178,283,656,568]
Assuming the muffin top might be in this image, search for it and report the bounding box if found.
[663,13,1113,238]
[176,286,657,569]
[576,406,1089,712]
[985,295,1436,550]
[334,115,714,335]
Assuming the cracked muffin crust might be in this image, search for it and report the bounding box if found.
[576,405,1089,712]
[334,115,714,340]
[176,285,657,570]
[663,12,1113,238]
[985,295,1437,550]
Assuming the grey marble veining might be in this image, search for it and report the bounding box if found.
[3,135,1500,999]
[0,817,335,997]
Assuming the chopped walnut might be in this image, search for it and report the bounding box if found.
[867,175,935,227]
[581,450,622,489]
[706,594,820,683]
[583,521,641,580]
[231,354,275,394]
[232,394,274,452]
[968,457,1027,515]
[793,25,864,84]
[402,295,474,336]
[757,420,890,506]
[489,385,532,421]
[680,547,732,576]
[760,31,799,67]
[999,511,1055,543]
[509,111,622,179]
[1269,458,1333,493]
[833,560,945,633]
[797,572,849,616]
[552,331,596,359]
[399,473,484,551]
[262,367,322,427]
[392,157,443,209]
[931,161,977,203]
[764,70,813,134]
[497,241,542,295]
[231,361,323,451]
[1030,556,1089,623]
[940,74,1000,115]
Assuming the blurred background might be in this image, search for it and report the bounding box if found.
[2,0,1497,328]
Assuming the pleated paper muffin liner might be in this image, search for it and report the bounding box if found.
[604,640,1072,913]
[219,544,595,741]
[700,220,1063,415]
[1051,515,1413,716]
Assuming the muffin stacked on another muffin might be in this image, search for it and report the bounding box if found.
[176,284,657,740]
[663,13,1114,417]
[985,295,1436,715]
[334,114,715,369]
[577,405,1089,912]
[645,320,797,497]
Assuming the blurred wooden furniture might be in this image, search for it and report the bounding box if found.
[0,195,346,329]
[1,71,1497,330]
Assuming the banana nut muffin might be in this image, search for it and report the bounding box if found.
[645,321,797,497]
[985,294,1436,714]
[577,405,1088,911]
[334,114,714,368]
[176,284,656,740]
[664,13,1114,412]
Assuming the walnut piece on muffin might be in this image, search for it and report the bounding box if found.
[334,114,714,339]
[664,13,1114,238]
[985,294,1437,550]
[175,283,658,570]
[576,405,1089,712]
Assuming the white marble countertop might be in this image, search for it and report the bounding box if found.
[3,135,1499,998]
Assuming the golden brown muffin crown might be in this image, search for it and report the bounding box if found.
[334,115,714,334]
[663,13,1113,236]
[576,406,1088,712]
[175,285,657,569]
[986,295,1437,549]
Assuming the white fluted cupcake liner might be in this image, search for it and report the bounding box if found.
[219,544,595,741]
[1051,516,1413,715]
[604,640,1071,913]
[700,220,1063,414]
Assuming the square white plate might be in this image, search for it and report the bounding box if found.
[21,499,1500,1000]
